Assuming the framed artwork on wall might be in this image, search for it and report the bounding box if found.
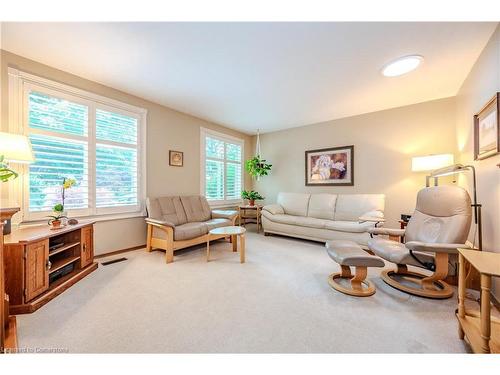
[474,92,499,160]
[305,145,354,186]
[169,150,184,167]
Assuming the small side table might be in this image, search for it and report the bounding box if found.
[238,205,262,233]
[207,226,246,263]
[457,248,500,353]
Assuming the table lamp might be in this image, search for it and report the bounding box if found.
[0,132,34,234]
[412,153,454,176]
[0,132,35,164]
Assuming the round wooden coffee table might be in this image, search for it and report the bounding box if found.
[207,226,246,263]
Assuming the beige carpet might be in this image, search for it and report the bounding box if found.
[17,229,470,353]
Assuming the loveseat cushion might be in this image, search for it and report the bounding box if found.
[181,196,212,222]
[334,194,385,221]
[174,222,208,241]
[277,192,310,216]
[204,218,231,231]
[147,196,187,225]
[307,194,337,220]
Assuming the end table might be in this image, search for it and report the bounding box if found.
[238,205,262,233]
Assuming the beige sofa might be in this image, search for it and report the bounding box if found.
[145,195,238,263]
[262,192,385,247]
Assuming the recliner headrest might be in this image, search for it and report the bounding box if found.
[415,186,471,217]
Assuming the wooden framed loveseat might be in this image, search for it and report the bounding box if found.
[145,195,238,263]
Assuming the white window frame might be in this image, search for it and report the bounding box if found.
[200,127,244,207]
[8,68,147,222]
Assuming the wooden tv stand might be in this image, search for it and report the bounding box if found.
[3,220,98,315]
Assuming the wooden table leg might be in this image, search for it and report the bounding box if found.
[238,207,242,226]
[240,234,245,263]
[232,234,237,252]
[480,273,491,353]
[458,253,466,339]
[206,236,210,262]
[257,207,260,233]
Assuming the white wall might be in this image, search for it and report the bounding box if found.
[455,24,500,298]
[253,97,457,228]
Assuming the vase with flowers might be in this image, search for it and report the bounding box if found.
[47,177,76,228]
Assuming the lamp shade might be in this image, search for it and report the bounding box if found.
[411,154,454,172]
[0,132,35,163]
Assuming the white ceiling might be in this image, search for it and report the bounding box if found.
[1,22,497,134]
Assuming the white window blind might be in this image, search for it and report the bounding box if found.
[28,92,90,213]
[13,72,147,221]
[95,109,139,209]
[201,129,243,205]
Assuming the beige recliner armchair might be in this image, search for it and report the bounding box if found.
[368,186,472,299]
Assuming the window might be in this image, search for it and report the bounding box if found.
[9,69,146,221]
[201,128,243,205]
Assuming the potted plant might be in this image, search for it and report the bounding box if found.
[0,155,18,182]
[241,190,265,206]
[245,156,272,180]
[47,212,67,229]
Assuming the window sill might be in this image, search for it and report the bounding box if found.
[19,211,146,228]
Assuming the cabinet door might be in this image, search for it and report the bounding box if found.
[81,226,94,268]
[25,239,49,302]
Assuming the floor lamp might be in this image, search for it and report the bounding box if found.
[427,164,482,252]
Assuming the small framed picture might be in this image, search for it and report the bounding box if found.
[305,145,354,186]
[474,92,499,160]
[169,150,184,167]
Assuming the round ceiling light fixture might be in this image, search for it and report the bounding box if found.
[382,55,423,77]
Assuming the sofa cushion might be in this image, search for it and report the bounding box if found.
[307,194,337,220]
[294,216,328,229]
[174,222,208,241]
[181,196,212,222]
[277,192,311,216]
[324,220,375,233]
[262,212,327,229]
[147,196,187,225]
[334,194,385,221]
[204,218,231,231]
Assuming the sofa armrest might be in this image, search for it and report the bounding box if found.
[212,209,238,221]
[145,217,176,228]
[262,204,284,215]
[359,216,386,223]
[405,241,470,254]
[368,227,405,236]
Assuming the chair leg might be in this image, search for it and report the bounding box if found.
[421,253,448,291]
[351,266,368,292]
[146,224,153,252]
[165,232,174,264]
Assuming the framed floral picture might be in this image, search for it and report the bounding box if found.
[305,145,354,186]
[474,92,499,160]
[169,150,184,167]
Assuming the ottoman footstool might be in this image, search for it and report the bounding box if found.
[326,240,385,297]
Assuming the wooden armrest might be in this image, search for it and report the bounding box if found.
[145,218,175,228]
